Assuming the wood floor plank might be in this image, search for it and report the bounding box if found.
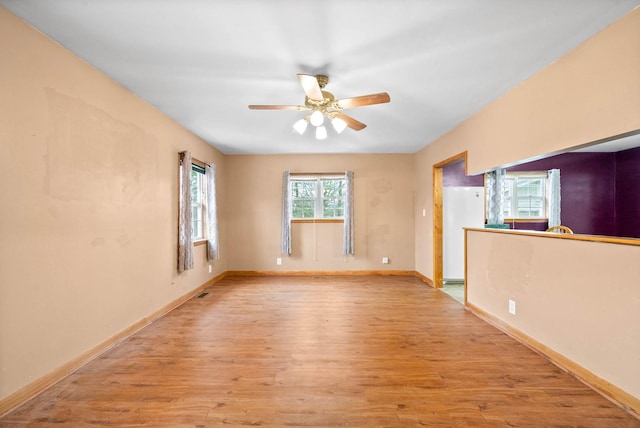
[1,275,638,427]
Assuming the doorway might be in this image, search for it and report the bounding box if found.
[433,152,476,303]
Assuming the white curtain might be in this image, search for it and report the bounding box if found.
[343,171,355,255]
[281,171,291,255]
[178,151,194,272]
[548,169,561,228]
[205,163,219,261]
[485,168,505,225]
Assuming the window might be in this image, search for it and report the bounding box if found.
[291,177,346,220]
[191,164,206,239]
[502,173,547,219]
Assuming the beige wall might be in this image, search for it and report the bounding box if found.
[415,6,640,279]
[441,5,640,175]
[412,7,640,408]
[466,229,640,403]
[226,154,415,272]
[0,8,227,401]
[2,1,640,413]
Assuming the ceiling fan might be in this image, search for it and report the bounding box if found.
[248,74,390,138]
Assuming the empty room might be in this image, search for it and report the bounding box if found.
[1,1,639,426]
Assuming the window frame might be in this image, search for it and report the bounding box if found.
[502,171,549,222]
[290,175,346,223]
[191,162,207,244]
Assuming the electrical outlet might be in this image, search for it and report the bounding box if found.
[422,208,426,217]
[508,299,516,315]
[208,264,212,273]
[382,257,389,264]
[276,257,282,266]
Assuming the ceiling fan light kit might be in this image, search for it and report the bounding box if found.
[292,118,308,135]
[331,117,348,134]
[315,125,328,140]
[309,110,324,127]
[249,74,390,139]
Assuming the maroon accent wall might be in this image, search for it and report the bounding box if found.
[508,222,547,231]
[508,152,616,235]
[442,149,639,237]
[443,160,484,187]
[507,150,640,236]
[615,146,640,237]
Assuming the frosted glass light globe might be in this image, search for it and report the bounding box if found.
[309,110,324,127]
[332,117,347,134]
[292,118,308,135]
[315,125,327,140]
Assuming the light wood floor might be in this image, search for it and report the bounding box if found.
[2,275,638,427]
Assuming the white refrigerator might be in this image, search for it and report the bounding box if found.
[442,186,485,282]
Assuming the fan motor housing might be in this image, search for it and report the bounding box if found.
[315,74,329,88]
[305,90,335,109]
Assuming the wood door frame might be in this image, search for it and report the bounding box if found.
[433,151,468,289]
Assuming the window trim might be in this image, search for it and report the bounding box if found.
[191,159,207,242]
[503,218,548,224]
[289,174,346,221]
[292,218,344,224]
[502,171,549,221]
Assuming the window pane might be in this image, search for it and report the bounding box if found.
[323,198,344,218]
[516,178,544,197]
[292,200,315,218]
[516,197,544,217]
[191,171,201,203]
[290,177,346,219]
[292,181,316,198]
[503,202,512,217]
[322,179,345,198]
[191,205,202,239]
[529,179,544,196]
[322,179,345,218]
[501,174,547,219]
[190,170,204,239]
[501,178,512,217]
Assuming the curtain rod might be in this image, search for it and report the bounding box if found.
[179,152,211,168]
[192,158,211,168]
[289,171,347,176]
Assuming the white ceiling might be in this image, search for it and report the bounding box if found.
[2,0,639,155]
[572,132,640,153]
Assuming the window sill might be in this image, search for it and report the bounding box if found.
[194,239,207,246]
[504,218,548,223]
[292,219,344,224]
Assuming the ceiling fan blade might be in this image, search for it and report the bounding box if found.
[336,92,391,109]
[248,104,307,111]
[335,112,367,131]
[297,74,324,101]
